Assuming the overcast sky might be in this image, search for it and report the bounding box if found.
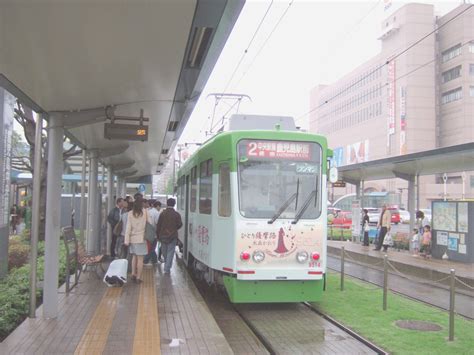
[179,0,461,146]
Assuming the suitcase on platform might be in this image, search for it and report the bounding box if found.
[103,259,128,287]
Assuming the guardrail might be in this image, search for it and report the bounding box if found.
[338,246,474,341]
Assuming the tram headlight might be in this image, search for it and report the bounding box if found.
[253,250,265,263]
[296,251,309,263]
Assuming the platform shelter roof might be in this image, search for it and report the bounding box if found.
[0,0,245,181]
[338,142,474,183]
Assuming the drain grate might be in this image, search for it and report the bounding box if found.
[395,320,442,332]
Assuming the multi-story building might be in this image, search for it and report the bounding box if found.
[309,3,474,207]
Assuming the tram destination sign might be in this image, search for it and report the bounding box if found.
[246,140,311,161]
[104,123,148,141]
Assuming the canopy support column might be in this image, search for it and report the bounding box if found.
[116,177,123,199]
[79,150,87,242]
[43,113,64,318]
[407,176,416,233]
[28,112,43,318]
[106,168,113,256]
[87,150,100,254]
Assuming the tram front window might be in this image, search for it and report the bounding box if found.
[238,140,322,220]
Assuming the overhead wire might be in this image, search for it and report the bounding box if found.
[220,0,275,97]
[233,0,295,90]
[295,4,474,122]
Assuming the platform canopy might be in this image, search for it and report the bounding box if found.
[338,142,474,183]
[0,0,244,181]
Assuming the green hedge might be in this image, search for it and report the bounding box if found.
[0,240,68,341]
[327,227,352,240]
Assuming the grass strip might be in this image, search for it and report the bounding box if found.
[312,271,474,355]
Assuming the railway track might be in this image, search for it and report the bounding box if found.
[191,272,384,354]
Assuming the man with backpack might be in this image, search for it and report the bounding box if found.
[108,197,124,258]
[156,198,182,274]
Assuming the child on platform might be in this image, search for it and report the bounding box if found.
[421,225,432,258]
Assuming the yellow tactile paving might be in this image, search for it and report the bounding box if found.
[132,268,161,354]
[74,287,123,355]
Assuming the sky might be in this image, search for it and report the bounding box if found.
[179,0,462,146]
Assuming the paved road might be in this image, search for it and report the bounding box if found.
[327,255,474,319]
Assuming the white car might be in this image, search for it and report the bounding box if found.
[366,208,380,225]
[399,210,411,224]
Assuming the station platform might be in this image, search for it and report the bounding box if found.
[327,240,474,292]
[1,260,232,355]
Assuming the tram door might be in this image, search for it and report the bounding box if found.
[184,174,190,263]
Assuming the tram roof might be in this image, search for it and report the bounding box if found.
[338,142,474,183]
[0,0,244,181]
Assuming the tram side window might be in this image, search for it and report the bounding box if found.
[199,159,213,214]
[190,166,197,212]
[218,163,231,217]
[178,176,185,209]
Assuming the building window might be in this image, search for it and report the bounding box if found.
[199,159,212,214]
[190,166,197,212]
[441,65,461,83]
[218,163,231,217]
[469,41,474,53]
[442,43,462,63]
[470,64,474,76]
[441,87,462,104]
[470,86,474,97]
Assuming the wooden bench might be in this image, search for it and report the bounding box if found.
[62,227,105,293]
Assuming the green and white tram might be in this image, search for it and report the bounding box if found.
[176,116,333,303]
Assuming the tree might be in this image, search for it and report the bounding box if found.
[13,101,82,240]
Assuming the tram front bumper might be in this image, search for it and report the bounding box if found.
[223,276,324,303]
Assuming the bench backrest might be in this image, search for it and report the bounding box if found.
[63,226,78,263]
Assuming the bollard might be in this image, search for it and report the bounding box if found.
[449,269,455,341]
[383,255,388,311]
[341,246,345,291]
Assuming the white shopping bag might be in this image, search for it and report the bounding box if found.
[103,259,128,287]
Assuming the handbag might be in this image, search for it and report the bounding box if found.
[113,220,123,235]
[144,210,156,243]
[383,232,393,246]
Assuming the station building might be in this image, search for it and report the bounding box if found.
[309,3,474,208]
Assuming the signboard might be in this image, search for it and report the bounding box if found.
[104,123,148,141]
[399,86,407,155]
[433,202,457,232]
[332,147,344,167]
[387,61,396,146]
[138,184,146,193]
[346,140,369,165]
[431,201,473,263]
[351,199,361,239]
[246,141,311,161]
[436,231,448,246]
[332,181,346,188]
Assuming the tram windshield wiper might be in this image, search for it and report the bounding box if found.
[268,179,300,224]
[292,185,318,224]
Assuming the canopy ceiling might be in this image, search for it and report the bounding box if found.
[0,0,244,181]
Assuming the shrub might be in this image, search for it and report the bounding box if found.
[0,242,68,341]
[8,243,30,270]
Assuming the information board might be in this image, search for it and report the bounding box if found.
[431,201,473,263]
